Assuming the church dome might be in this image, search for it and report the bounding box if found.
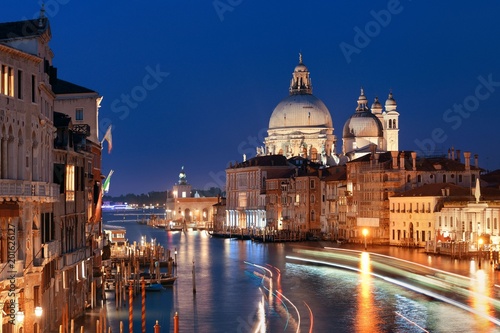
[343,111,383,138]
[385,92,397,111]
[269,94,333,129]
[371,97,383,114]
[269,53,333,130]
[343,89,383,139]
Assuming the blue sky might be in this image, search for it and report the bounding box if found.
[4,1,500,195]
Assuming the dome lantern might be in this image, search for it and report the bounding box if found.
[289,53,312,95]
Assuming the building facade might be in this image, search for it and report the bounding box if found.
[226,155,294,229]
[0,12,103,332]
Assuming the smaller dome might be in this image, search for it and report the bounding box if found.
[371,97,383,114]
[343,111,383,139]
[385,92,397,111]
[294,63,308,72]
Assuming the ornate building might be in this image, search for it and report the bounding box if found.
[342,89,399,160]
[0,11,104,332]
[262,55,339,165]
[166,167,218,228]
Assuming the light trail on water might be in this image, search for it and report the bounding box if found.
[286,255,500,327]
[245,261,304,333]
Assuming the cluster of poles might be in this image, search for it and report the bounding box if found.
[61,278,181,332]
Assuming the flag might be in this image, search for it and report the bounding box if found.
[102,125,112,153]
[102,170,114,194]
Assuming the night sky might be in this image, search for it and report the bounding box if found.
[5,1,500,195]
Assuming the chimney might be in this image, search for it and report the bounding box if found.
[399,152,405,170]
[391,151,398,169]
[464,151,471,171]
[456,150,460,162]
[411,151,417,171]
[374,153,380,165]
[474,154,479,168]
[447,148,451,160]
[451,147,455,160]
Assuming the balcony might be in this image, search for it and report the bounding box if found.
[0,180,59,202]
[62,248,88,268]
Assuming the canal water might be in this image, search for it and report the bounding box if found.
[97,209,500,333]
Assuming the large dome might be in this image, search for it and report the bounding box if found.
[269,94,333,129]
[343,111,383,138]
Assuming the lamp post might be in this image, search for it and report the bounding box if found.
[35,306,43,333]
[362,228,368,251]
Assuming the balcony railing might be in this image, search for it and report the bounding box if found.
[62,248,87,267]
[0,180,59,202]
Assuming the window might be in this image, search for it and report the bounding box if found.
[439,216,442,227]
[310,210,315,221]
[75,108,84,121]
[442,174,447,182]
[310,194,315,203]
[65,165,75,201]
[495,218,498,230]
[238,192,247,208]
[417,175,422,183]
[1,65,7,94]
[310,180,315,189]
[487,218,491,229]
[458,175,463,182]
[31,75,36,103]
[8,67,13,97]
[407,175,411,183]
[17,70,22,99]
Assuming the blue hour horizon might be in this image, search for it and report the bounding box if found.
[4,1,500,195]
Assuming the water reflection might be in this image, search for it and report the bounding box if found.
[469,265,495,332]
[355,252,381,332]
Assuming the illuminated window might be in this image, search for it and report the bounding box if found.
[65,165,75,201]
[238,192,247,208]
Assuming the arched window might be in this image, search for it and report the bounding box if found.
[442,174,446,183]
[417,175,422,183]
[407,175,411,183]
[310,210,315,221]
[487,218,491,229]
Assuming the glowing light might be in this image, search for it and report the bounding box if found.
[35,306,43,317]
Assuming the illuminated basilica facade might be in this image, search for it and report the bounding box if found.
[259,54,400,164]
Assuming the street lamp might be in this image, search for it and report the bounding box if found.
[362,228,368,251]
[35,306,43,317]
